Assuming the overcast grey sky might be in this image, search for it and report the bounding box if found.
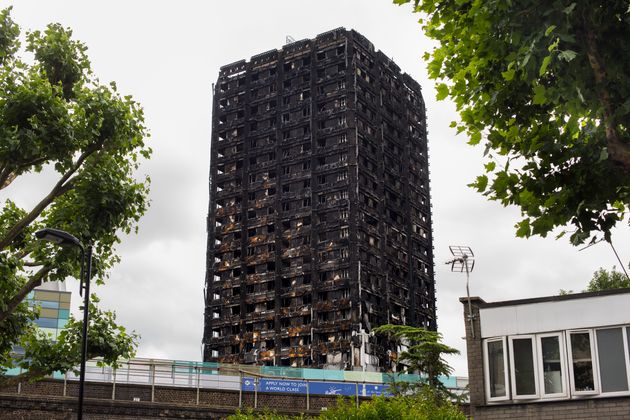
[4,0,629,376]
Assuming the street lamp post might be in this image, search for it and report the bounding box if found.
[77,244,92,420]
[35,228,92,420]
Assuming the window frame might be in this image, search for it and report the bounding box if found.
[483,337,510,402]
[594,326,630,396]
[508,334,540,399]
[484,325,630,403]
[566,329,600,396]
[536,332,568,399]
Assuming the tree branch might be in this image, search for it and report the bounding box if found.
[584,27,630,170]
[0,165,8,188]
[0,156,49,191]
[19,156,48,171]
[15,248,31,260]
[0,170,17,190]
[55,173,81,196]
[0,146,96,250]
[23,260,44,267]
[0,264,51,324]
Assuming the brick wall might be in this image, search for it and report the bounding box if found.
[0,393,236,419]
[0,378,356,419]
[460,296,485,409]
[462,298,630,419]
[471,397,630,419]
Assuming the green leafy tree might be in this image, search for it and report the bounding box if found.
[560,266,629,295]
[373,325,459,397]
[3,296,138,387]
[0,8,150,385]
[585,267,630,291]
[396,0,630,246]
[318,391,466,420]
[228,409,306,420]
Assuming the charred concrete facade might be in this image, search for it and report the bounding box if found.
[203,28,435,370]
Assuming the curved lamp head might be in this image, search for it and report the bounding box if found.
[35,228,82,248]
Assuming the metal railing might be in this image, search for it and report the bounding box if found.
[7,357,469,409]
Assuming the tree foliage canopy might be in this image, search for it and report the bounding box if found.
[0,7,150,385]
[373,324,459,396]
[560,266,629,295]
[397,0,630,246]
[585,267,630,291]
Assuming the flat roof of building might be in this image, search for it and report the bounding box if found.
[461,287,630,308]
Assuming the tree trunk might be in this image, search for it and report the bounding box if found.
[584,27,630,171]
[0,265,51,324]
[0,146,95,250]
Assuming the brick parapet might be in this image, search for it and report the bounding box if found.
[460,296,485,414]
[0,378,359,418]
[473,396,630,419]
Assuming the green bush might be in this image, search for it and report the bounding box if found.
[228,408,306,420]
[320,391,465,420]
[227,389,466,420]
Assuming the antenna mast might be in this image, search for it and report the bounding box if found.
[446,246,476,338]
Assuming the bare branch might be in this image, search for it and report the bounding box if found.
[0,165,9,188]
[0,146,97,250]
[0,264,51,324]
[0,170,17,190]
[23,260,44,267]
[55,173,81,196]
[0,156,49,191]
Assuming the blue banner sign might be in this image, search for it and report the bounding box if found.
[242,378,307,394]
[310,381,356,396]
[242,377,391,397]
[242,377,255,391]
[361,383,392,397]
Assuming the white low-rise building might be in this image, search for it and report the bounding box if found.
[463,288,630,419]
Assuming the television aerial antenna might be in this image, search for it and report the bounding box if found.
[446,246,476,338]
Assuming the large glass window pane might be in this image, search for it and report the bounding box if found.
[513,338,536,395]
[487,340,506,398]
[541,336,564,395]
[596,328,628,392]
[570,332,595,392]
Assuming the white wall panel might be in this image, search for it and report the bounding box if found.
[480,294,630,338]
